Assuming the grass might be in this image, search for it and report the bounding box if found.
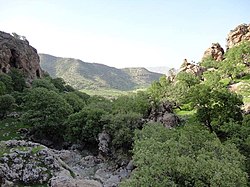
[174,109,197,124]
[0,118,29,141]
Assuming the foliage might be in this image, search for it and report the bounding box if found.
[65,107,107,144]
[103,112,142,150]
[62,92,86,112]
[32,78,58,92]
[0,81,6,95]
[112,91,151,117]
[175,72,200,88]
[188,84,243,133]
[121,123,248,187]
[8,68,26,92]
[22,87,73,139]
[219,41,250,79]
[0,94,16,119]
[200,57,219,68]
[0,73,13,93]
[219,116,250,176]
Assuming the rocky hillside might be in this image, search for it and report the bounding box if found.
[0,31,43,82]
[39,54,162,91]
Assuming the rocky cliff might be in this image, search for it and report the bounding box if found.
[202,43,224,61]
[227,23,250,49]
[0,31,42,82]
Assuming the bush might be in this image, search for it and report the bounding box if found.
[121,123,248,187]
[65,107,107,144]
[22,87,73,139]
[0,94,15,119]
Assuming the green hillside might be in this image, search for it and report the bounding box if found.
[39,54,163,91]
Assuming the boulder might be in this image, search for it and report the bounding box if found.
[148,101,180,128]
[98,131,111,156]
[227,23,250,49]
[0,31,43,83]
[179,59,206,77]
[202,43,224,61]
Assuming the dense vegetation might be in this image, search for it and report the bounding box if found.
[0,41,250,186]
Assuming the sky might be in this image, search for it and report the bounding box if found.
[0,0,249,69]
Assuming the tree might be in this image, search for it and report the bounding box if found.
[65,107,107,144]
[0,81,6,95]
[103,112,142,150]
[22,87,73,140]
[121,124,248,187]
[0,73,13,93]
[0,94,15,119]
[51,78,71,92]
[219,41,250,79]
[32,78,58,92]
[175,72,200,88]
[62,92,86,112]
[8,68,26,92]
[200,57,219,69]
[188,84,243,133]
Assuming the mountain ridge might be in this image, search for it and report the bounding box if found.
[39,53,163,91]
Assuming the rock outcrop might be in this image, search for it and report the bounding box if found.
[202,43,224,61]
[0,31,42,82]
[0,140,132,187]
[148,102,180,128]
[227,23,250,49]
[179,59,206,77]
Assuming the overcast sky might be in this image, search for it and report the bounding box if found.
[0,0,249,68]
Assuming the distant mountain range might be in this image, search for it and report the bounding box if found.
[146,66,170,74]
[39,54,163,91]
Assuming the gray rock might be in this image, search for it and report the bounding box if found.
[126,160,134,170]
[104,175,121,187]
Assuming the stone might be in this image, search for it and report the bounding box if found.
[94,168,112,183]
[126,160,134,170]
[98,131,111,156]
[226,23,250,49]
[104,175,121,187]
[0,31,43,83]
[148,101,180,128]
[179,59,206,77]
[202,43,224,61]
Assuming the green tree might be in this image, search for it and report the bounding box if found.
[0,94,15,119]
[0,81,6,95]
[32,78,58,92]
[175,72,200,88]
[200,57,219,68]
[22,87,73,139]
[62,92,86,112]
[8,68,26,92]
[103,112,142,150]
[188,84,243,133]
[121,124,248,187]
[113,92,151,117]
[65,107,106,144]
[220,41,250,79]
[0,73,13,93]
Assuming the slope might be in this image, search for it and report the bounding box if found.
[39,53,163,91]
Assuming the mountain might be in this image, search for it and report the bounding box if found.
[39,54,163,91]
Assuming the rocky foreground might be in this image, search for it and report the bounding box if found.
[0,140,133,187]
